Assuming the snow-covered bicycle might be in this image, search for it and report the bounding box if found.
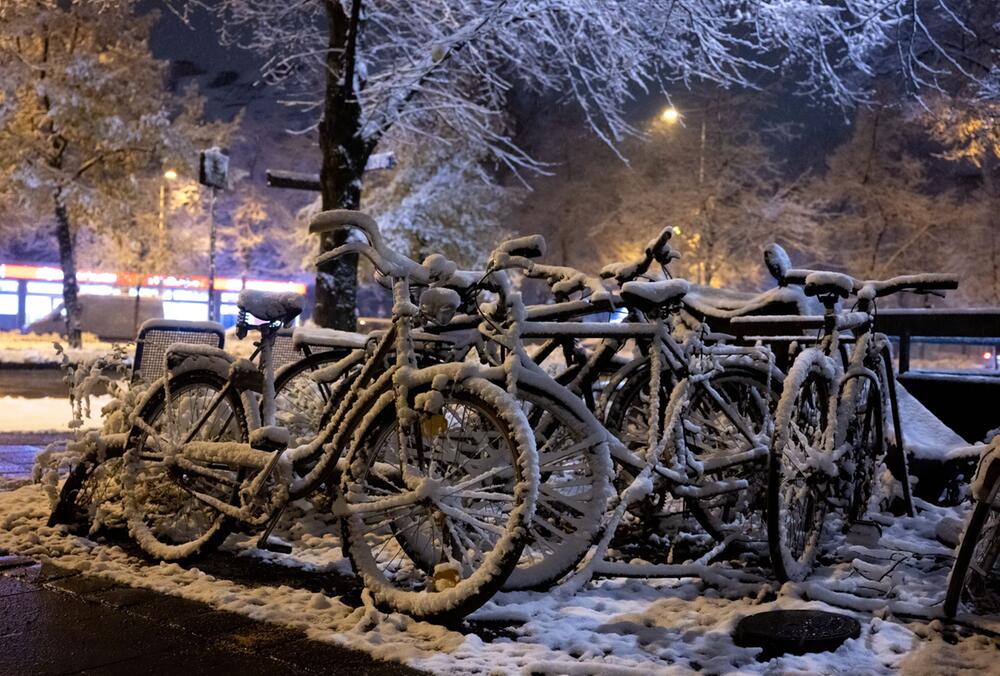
[945,437,1000,618]
[735,266,958,581]
[120,209,539,621]
[278,228,781,572]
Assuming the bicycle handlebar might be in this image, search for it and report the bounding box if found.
[856,273,959,299]
[600,226,680,285]
[310,209,432,285]
[763,242,958,299]
[789,269,959,299]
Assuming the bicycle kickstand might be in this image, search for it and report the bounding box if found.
[255,503,292,554]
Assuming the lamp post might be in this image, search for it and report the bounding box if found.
[658,105,710,284]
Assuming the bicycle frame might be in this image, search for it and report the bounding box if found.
[149,271,463,528]
[766,293,915,517]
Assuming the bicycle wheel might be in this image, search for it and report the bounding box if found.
[122,370,249,563]
[675,365,780,543]
[603,356,686,523]
[839,370,884,525]
[602,355,674,447]
[48,452,124,534]
[502,385,610,591]
[944,499,1000,617]
[339,377,537,621]
[273,349,356,448]
[767,349,836,582]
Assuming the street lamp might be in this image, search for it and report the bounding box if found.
[163,169,178,181]
[660,107,680,124]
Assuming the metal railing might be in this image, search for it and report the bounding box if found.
[874,308,1000,374]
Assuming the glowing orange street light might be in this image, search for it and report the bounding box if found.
[660,107,680,124]
[163,169,178,181]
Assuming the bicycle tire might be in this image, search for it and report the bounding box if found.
[122,369,249,563]
[273,348,356,449]
[678,364,781,543]
[339,376,537,621]
[602,355,685,527]
[944,499,1000,617]
[49,453,96,529]
[767,348,836,582]
[502,384,611,591]
[48,452,125,533]
[840,368,884,525]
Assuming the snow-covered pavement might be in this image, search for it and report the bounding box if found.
[0,479,996,675]
[0,395,109,433]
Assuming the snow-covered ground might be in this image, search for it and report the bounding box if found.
[0,336,995,673]
[0,395,110,433]
[0,331,122,365]
[0,479,996,674]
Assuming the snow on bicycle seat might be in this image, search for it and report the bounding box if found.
[683,285,808,322]
[620,279,689,313]
[238,289,304,324]
[804,271,854,299]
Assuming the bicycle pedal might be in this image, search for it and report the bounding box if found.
[256,537,293,554]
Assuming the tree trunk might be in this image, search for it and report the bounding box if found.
[313,0,370,331]
[54,190,82,348]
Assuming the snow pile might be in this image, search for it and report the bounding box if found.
[0,331,122,365]
[895,383,972,460]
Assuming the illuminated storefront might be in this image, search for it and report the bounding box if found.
[0,262,308,331]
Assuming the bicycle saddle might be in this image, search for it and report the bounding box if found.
[620,279,690,314]
[238,289,304,324]
[803,271,853,299]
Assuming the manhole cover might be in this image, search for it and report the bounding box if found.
[734,609,861,659]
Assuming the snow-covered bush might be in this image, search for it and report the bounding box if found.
[32,343,143,524]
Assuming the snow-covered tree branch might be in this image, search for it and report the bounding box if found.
[178,0,982,327]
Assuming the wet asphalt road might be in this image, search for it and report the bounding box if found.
[0,553,425,676]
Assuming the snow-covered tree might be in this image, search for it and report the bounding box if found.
[923,93,1000,304]
[363,133,513,268]
[0,1,227,346]
[917,7,1000,303]
[187,0,977,329]
[587,95,819,288]
[809,105,967,285]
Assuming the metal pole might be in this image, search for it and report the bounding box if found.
[698,118,706,186]
[208,187,218,322]
[158,182,166,261]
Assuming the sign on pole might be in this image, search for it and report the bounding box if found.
[199,147,229,322]
[199,147,230,190]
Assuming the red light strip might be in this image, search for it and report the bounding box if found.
[0,263,306,296]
